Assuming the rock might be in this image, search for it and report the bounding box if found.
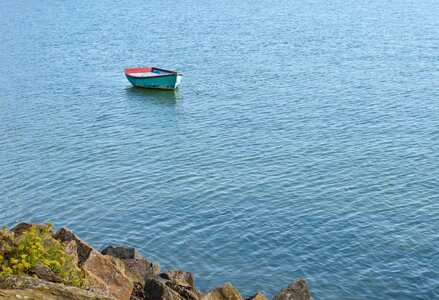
[107,256,160,283]
[65,239,78,257]
[160,270,195,288]
[83,250,134,300]
[126,258,160,278]
[62,239,81,269]
[272,279,312,300]
[101,246,143,260]
[107,256,145,285]
[102,245,161,287]
[166,279,201,300]
[107,256,151,299]
[202,282,243,300]
[107,256,192,300]
[144,276,202,300]
[29,263,63,283]
[55,227,94,266]
[131,258,160,280]
[10,222,56,237]
[144,277,184,300]
[247,293,268,300]
[0,275,112,299]
[0,232,13,256]
[101,245,161,280]
[9,222,33,236]
[54,227,134,300]
[130,282,145,300]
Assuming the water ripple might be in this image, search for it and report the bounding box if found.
[1,0,439,299]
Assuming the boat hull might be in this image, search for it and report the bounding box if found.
[125,73,182,90]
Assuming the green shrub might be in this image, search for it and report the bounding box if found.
[0,223,88,288]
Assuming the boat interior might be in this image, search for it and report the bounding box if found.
[124,67,173,77]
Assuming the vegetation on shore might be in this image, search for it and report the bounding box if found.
[0,222,313,300]
[0,223,88,288]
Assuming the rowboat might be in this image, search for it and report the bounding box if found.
[124,67,183,90]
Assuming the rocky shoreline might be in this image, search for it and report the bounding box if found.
[0,223,313,300]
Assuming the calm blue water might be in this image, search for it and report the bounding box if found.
[1,0,439,298]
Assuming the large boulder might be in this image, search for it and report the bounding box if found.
[0,275,112,300]
[202,282,243,300]
[82,250,134,300]
[106,256,147,299]
[54,227,134,300]
[272,279,312,300]
[160,270,195,288]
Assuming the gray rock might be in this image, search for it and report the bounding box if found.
[272,279,312,300]
[101,246,143,260]
[125,258,161,279]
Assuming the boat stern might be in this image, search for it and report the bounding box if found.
[175,73,183,89]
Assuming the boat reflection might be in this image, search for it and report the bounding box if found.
[126,86,180,105]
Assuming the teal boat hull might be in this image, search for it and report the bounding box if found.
[126,74,182,90]
[124,67,183,90]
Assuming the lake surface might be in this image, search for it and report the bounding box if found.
[1,0,438,298]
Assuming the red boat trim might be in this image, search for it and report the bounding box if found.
[125,73,176,78]
[123,66,183,77]
[124,67,153,74]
